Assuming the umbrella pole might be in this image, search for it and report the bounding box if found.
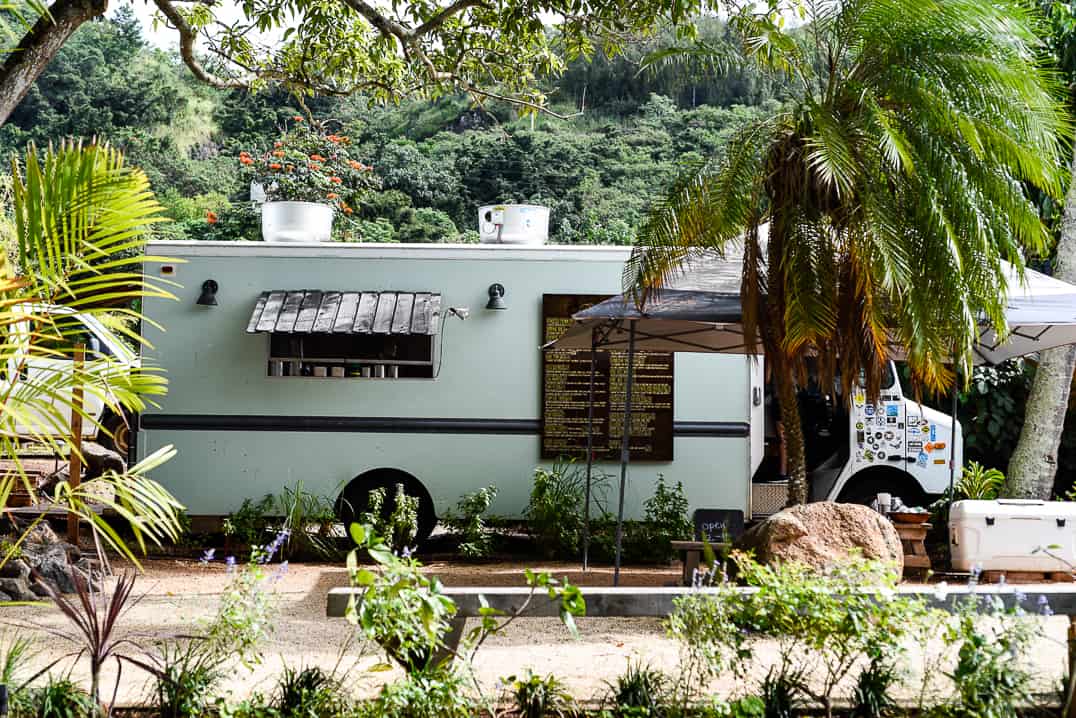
[582,330,598,572]
[948,360,960,516]
[614,320,637,587]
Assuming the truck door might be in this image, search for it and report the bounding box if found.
[850,365,907,472]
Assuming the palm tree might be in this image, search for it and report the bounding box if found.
[1,140,183,564]
[627,0,1070,505]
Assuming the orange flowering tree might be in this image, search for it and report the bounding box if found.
[238,118,380,215]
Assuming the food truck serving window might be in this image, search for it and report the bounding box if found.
[245,290,440,379]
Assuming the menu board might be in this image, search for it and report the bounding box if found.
[541,294,674,461]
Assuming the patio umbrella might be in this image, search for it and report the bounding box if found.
[546,251,1076,583]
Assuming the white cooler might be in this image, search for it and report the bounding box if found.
[950,499,1076,572]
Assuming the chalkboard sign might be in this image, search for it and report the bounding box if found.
[693,509,745,542]
[541,294,674,461]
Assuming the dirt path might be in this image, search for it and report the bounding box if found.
[4,558,1069,708]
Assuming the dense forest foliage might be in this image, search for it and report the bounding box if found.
[0,8,780,245]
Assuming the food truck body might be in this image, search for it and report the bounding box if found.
[135,241,959,532]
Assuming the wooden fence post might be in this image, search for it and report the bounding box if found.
[67,344,83,546]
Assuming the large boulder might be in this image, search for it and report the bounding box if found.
[736,502,903,573]
[23,543,78,594]
[11,521,102,596]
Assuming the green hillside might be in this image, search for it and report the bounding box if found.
[0,8,779,244]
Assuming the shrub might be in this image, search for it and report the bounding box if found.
[361,483,419,553]
[937,595,1039,718]
[955,462,1005,501]
[525,459,608,559]
[605,660,668,716]
[507,671,577,718]
[667,552,930,717]
[224,495,276,547]
[346,526,585,673]
[850,658,899,718]
[359,666,473,718]
[346,524,457,673]
[149,641,223,718]
[275,481,339,560]
[623,476,692,563]
[593,476,692,564]
[758,667,798,718]
[443,485,497,558]
[274,665,346,718]
[216,693,279,718]
[203,530,289,667]
[18,677,94,718]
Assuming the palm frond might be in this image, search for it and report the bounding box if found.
[624,115,778,302]
[639,39,741,78]
[0,140,183,565]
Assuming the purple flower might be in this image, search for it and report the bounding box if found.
[400,546,414,559]
[1038,594,1054,616]
[225,555,237,573]
[261,528,291,562]
[199,548,216,565]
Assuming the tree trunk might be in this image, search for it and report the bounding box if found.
[1007,143,1076,499]
[0,0,106,127]
[775,359,808,505]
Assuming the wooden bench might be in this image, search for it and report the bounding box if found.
[670,540,730,586]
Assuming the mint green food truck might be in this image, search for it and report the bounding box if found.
[132,240,958,538]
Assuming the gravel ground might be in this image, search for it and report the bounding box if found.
[4,558,1070,708]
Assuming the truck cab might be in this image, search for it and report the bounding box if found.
[3,305,139,456]
[806,361,961,506]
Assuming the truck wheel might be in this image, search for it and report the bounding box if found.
[836,471,926,508]
[336,469,436,546]
[98,412,132,461]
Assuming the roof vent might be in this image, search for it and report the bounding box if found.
[478,204,549,245]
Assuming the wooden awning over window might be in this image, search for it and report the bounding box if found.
[245,291,442,335]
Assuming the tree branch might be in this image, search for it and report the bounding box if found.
[0,0,107,126]
[337,0,411,41]
[151,0,253,90]
[412,0,488,37]
[465,83,583,119]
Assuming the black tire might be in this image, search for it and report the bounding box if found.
[336,469,436,545]
[836,470,926,508]
[98,412,133,462]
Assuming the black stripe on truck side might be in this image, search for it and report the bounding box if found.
[139,414,750,437]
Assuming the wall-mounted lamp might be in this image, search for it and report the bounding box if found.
[485,283,507,310]
[196,279,219,307]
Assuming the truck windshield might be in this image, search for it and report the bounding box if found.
[850,363,897,392]
[881,363,896,390]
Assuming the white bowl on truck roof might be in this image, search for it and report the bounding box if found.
[133,241,961,539]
